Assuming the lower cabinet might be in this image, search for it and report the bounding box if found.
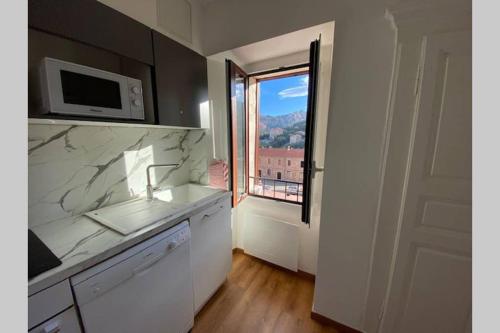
[28,279,81,333]
[29,307,81,333]
[190,197,232,312]
[27,196,233,331]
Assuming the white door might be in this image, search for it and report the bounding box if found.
[380,30,471,333]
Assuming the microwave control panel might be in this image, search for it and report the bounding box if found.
[127,78,145,120]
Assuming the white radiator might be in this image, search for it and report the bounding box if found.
[242,206,299,271]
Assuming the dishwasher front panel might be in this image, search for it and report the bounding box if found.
[71,222,193,333]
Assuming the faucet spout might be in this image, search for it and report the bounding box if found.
[146,163,179,200]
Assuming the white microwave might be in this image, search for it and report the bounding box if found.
[39,57,145,120]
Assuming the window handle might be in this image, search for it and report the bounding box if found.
[312,161,324,178]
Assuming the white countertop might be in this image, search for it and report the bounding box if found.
[28,186,231,296]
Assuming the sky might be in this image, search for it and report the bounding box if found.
[259,74,309,116]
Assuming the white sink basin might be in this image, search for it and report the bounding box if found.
[85,184,224,235]
[85,198,184,235]
[154,184,223,204]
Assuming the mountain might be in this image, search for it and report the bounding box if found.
[259,111,306,133]
[259,111,307,148]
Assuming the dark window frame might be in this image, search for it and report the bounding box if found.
[249,65,310,205]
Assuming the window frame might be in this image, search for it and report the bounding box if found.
[227,60,249,207]
[249,65,310,205]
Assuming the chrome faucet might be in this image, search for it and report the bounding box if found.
[146,164,179,201]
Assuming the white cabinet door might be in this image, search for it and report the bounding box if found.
[190,197,232,312]
[29,307,81,333]
[380,30,471,333]
[28,280,74,330]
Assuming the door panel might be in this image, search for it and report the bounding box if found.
[426,49,471,180]
[380,30,471,333]
[397,247,471,333]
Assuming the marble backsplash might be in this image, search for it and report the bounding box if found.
[28,124,209,227]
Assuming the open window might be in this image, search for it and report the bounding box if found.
[226,37,321,224]
[249,67,309,204]
[226,60,248,207]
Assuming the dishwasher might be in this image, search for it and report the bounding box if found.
[71,221,194,333]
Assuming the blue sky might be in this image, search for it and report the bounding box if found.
[259,74,309,116]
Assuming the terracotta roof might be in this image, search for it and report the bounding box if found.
[258,148,305,158]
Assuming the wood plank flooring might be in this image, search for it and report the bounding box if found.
[193,252,339,333]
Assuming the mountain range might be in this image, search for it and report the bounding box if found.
[259,111,307,133]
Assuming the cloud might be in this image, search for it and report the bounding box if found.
[278,76,309,99]
[278,86,308,99]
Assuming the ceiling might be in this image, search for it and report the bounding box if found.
[227,22,335,66]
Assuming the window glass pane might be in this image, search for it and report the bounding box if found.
[250,72,309,203]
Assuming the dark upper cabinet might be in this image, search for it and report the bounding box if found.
[28,28,156,124]
[152,31,208,128]
[28,0,154,65]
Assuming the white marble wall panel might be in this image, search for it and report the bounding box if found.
[28,124,210,227]
[187,129,210,185]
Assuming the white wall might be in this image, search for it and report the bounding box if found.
[97,0,204,54]
[313,15,396,330]
[201,0,357,56]
[200,0,396,330]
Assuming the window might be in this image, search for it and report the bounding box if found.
[227,60,248,206]
[248,69,309,203]
[258,170,262,177]
[227,37,320,224]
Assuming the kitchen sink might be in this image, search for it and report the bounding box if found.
[85,198,184,235]
[85,184,224,235]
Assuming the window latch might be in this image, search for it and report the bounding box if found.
[312,160,324,178]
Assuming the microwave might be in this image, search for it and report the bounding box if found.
[39,57,145,120]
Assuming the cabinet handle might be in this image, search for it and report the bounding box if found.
[43,321,61,333]
[202,205,224,221]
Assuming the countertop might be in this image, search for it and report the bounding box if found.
[28,186,231,296]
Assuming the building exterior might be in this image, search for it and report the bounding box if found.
[257,147,304,182]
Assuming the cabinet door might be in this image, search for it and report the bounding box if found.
[29,307,81,333]
[152,31,208,128]
[29,280,74,330]
[28,0,154,65]
[190,198,232,312]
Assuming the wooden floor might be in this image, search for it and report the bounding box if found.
[193,252,339,333]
